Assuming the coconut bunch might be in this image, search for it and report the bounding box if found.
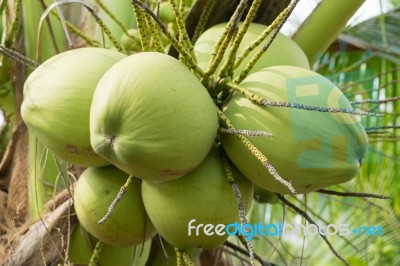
[20,18,369,255]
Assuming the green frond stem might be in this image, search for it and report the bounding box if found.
[66,20,101,47]
[37,0,122,57]
[36,1,63,62]
[133,3,151,51]
[50,10,101,47]
[205,0,250,77]
[221,151,255,266]
[205,27,237,77]
[234,0,300,83]
[218,0,262,78]
[233,0,298,72]
[98,175,135,224]
[224,81,384,117]
[53,2,74,49]
[217,110,296,194]
[91,12,123,51]
[182,251,194,266]
[131,0,204,77]
[192,0,217,42]
[7,0,22,48]
[275,194,350,266]
[220,127,273,137]
[145,13,165,53]
[95,0,130,36]
[23,0,68,220]
[170,0,195,60]
[88,241,104,266]
[175,248,183,266]
[317,189,393,199]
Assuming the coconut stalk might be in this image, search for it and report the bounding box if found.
[292,0,366,65]
[93,0,136,48]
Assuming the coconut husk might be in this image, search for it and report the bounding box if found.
[1,189,76,266]
[2,122,29,226]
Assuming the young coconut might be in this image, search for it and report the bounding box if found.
[141,147,254,250]
[68,224,148,265]
[73,165,156,246]
[21,48,126,166]
[90,52,218,181]
[221,65,368,194]
[194,22,310,76]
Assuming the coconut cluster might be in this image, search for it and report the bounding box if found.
[21,22,368,249]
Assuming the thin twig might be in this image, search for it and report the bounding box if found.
[275,194,350,266]
[317,189,392,199]
[224,241,273,266]
[225,81,383,117]
[351,96,400,105]
[0,46,39,68]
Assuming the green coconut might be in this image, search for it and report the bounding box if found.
[73,165,156,246]
[141,147,254,250]
[158,2,175,24]
[221,65,368,194]
[68,224,150,265]
[90,52,218,181]
[120,29,142,53]
[194,22,310,77]
[21,48,126,166]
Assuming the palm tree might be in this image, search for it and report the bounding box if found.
[0,0,398,265]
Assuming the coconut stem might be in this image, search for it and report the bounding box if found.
[131,0,204,77]
[192,0,217,42]
[170,0,195,61]
[234,0,300,83]
[218,110,296,194]
[175,248,183,266]
[88,241,104,266]
[94,0,130,36]
[133,2,151,51]
[204,0,250,77]
[224,81,383,117]
[221,151,255,266]
[98,175,134,224]
[145,13,165,53]
[218,0,262,78]
[182,251,194,266]
[8,0,22,48]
